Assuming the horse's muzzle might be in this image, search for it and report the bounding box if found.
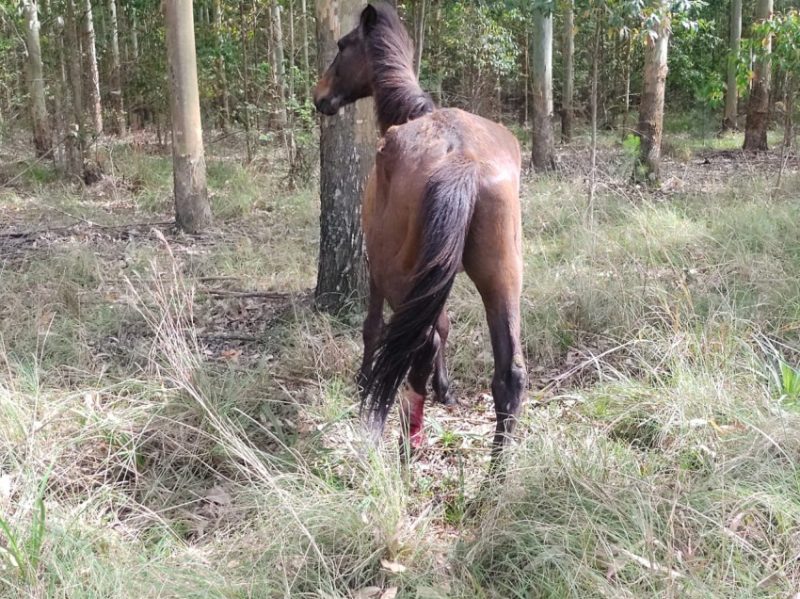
[314,95,340,116]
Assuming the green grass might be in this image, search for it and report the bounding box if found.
[1,136,799,597]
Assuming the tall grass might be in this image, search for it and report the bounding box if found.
[1,139,799,597]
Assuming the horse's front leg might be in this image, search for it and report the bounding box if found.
[357,277,385,398]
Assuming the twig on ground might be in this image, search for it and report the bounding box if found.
[615,547,684,580]
[0,219,174,239]
[197,334,261,343]
[202,289,291,300]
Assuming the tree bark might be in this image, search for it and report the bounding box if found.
[561,0,574,143]
[315,0,377,312]
[165,0,212,233]
[531,2,555,171]
[743,0,772,151]
[21,0,51,157]
[109,0,126,135]
[635,12,671,183]
[722,0,742,131]
[82,0,103,135]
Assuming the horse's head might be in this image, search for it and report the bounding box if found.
[312,4,378,115]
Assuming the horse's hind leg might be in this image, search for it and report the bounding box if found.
[464,178,527,466]
[484,296,526,464]
[399,330,437,453]
[357,278,385,398]
[432,310,456,405]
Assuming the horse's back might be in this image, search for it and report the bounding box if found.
[378,108,520,172]
[364,107,522,307]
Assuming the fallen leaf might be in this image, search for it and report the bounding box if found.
[352,587,382,599]
[204,485,232,505]
[380,588,398,599]
[0,474,12,501]
[380,559,407,573]
[220,348,242,362]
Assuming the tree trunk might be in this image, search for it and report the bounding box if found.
[315,0,377,312]
[531,2,555,171]
[131,7,139,60]
[743,0,772,151]
[589,16,600,209]
[432,1,443,103]
[561,0,574,143]
[783,77,794,149]
[53,18,66,167]
[271,0,289,130]
[58,13,83,177]
[165,0,212,233]
[65,0,85,171]
[414,0,426,79]
[523,26,529,126]
[213,0,231,130]
[239,1,252,162]
[635,12,671,183]
[621,35,633,139]
[82,0,103,135]
[722,0,742,131]
[109,0,126,135]
[272,0,295,163]
[301,0,310,98]
[22,0,51,157]
[288,0,296,103]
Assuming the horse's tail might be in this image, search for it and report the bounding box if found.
[362,154,479,433]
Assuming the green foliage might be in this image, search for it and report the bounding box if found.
[668,13,726,106]
[0,469,50,583]
[622,132,641,157]
[425,2,520,107]
[623,133,647,177]
[780,362,800,405]
[762,9,800,81]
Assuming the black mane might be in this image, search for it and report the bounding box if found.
[367,2,435,132]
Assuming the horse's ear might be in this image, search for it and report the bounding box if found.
[360,4,378,35]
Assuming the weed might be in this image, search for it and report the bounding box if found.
[0,469,50,583]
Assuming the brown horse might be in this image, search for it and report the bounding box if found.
[313,2,526,462]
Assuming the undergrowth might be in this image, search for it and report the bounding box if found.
[1,133,799,597]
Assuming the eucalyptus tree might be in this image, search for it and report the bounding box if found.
[82,0,103,135]
[723,0,742,131]
[21,0,50,156]
[314,0,377,312]
[743,0,773,151]
[636,2,672,182]
[165,0,212,232]
[561,0,575,143]
[531,0,556,170]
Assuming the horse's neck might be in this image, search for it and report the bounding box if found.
[373,70,433,134]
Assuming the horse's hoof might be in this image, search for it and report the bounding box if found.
[436,392,459,407]
[399,432,427,461]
